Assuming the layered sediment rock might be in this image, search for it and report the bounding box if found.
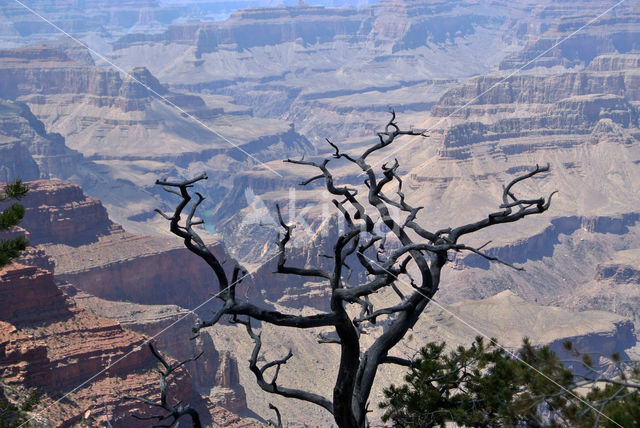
[0,263,70,325]
[0,47,122,100]
[0,99,83,181]
[0,261,208,427]
[115,4,373,53]
[8,178,254,420]
[67,288,249,414]
[20,179,117,246]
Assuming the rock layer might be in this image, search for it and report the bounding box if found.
[20,179,117,246]
[67,287,250,414]
[0,261,209,427]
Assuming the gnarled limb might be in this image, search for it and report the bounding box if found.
[157,111,554,428]
[125,342,203,428]
[235,317,334,413]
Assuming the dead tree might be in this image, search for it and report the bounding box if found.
[125,342,203,428]
[155,110,555,428]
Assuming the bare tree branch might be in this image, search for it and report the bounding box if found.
[156,110,554,428]
[235,317,334,413]
[125,342,203,428]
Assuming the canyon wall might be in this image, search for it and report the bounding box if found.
[1,177,260,425]
[0,261,217,427]
[11,178,255,420]
[19,179,117,246]
[0,99,83,182]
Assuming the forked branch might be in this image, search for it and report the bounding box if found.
[156,110,554,428]
[125,342,203,428]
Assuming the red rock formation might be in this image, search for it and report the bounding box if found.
[7,178,255,420]
[0,261,154,426]
[0,260,259,427]
[66,288,250,414]
[0,263,70,325]
[20,179,118,245]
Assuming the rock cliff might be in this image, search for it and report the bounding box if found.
[44,229,231,308]
[10,178,256,420]
[0,261,217,427]
[0,99,83,181]
[20,179,117,246]
[67,288,250,414]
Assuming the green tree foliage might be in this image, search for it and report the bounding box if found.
[0,387,39,428]
[0,180,29,267]
[380,337,639,427]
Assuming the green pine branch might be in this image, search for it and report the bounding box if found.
[0,180,29,268]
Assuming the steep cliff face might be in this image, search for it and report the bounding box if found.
[0,99,83,181]
[0,263,70,325]
[44,229,232,308]
[0,98,160,233]
[499,12,640,71]
[12,179,225,309]
[20,179,117,246]
[115,4,372,52]
[67,288,250,414]
[1,178,259,424]
[0,261,213,427]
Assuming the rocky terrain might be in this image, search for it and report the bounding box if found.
[1,180,260,426]
[0,40,314,233]
[0,258,217,427]
[19,179,118,245]
[67,288,250,414]
[1,0,639,425]
[5,174,635,425]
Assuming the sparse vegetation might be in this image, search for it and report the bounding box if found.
[380,337,640,427]
[0,385,39,428]
[0,180,29,267]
